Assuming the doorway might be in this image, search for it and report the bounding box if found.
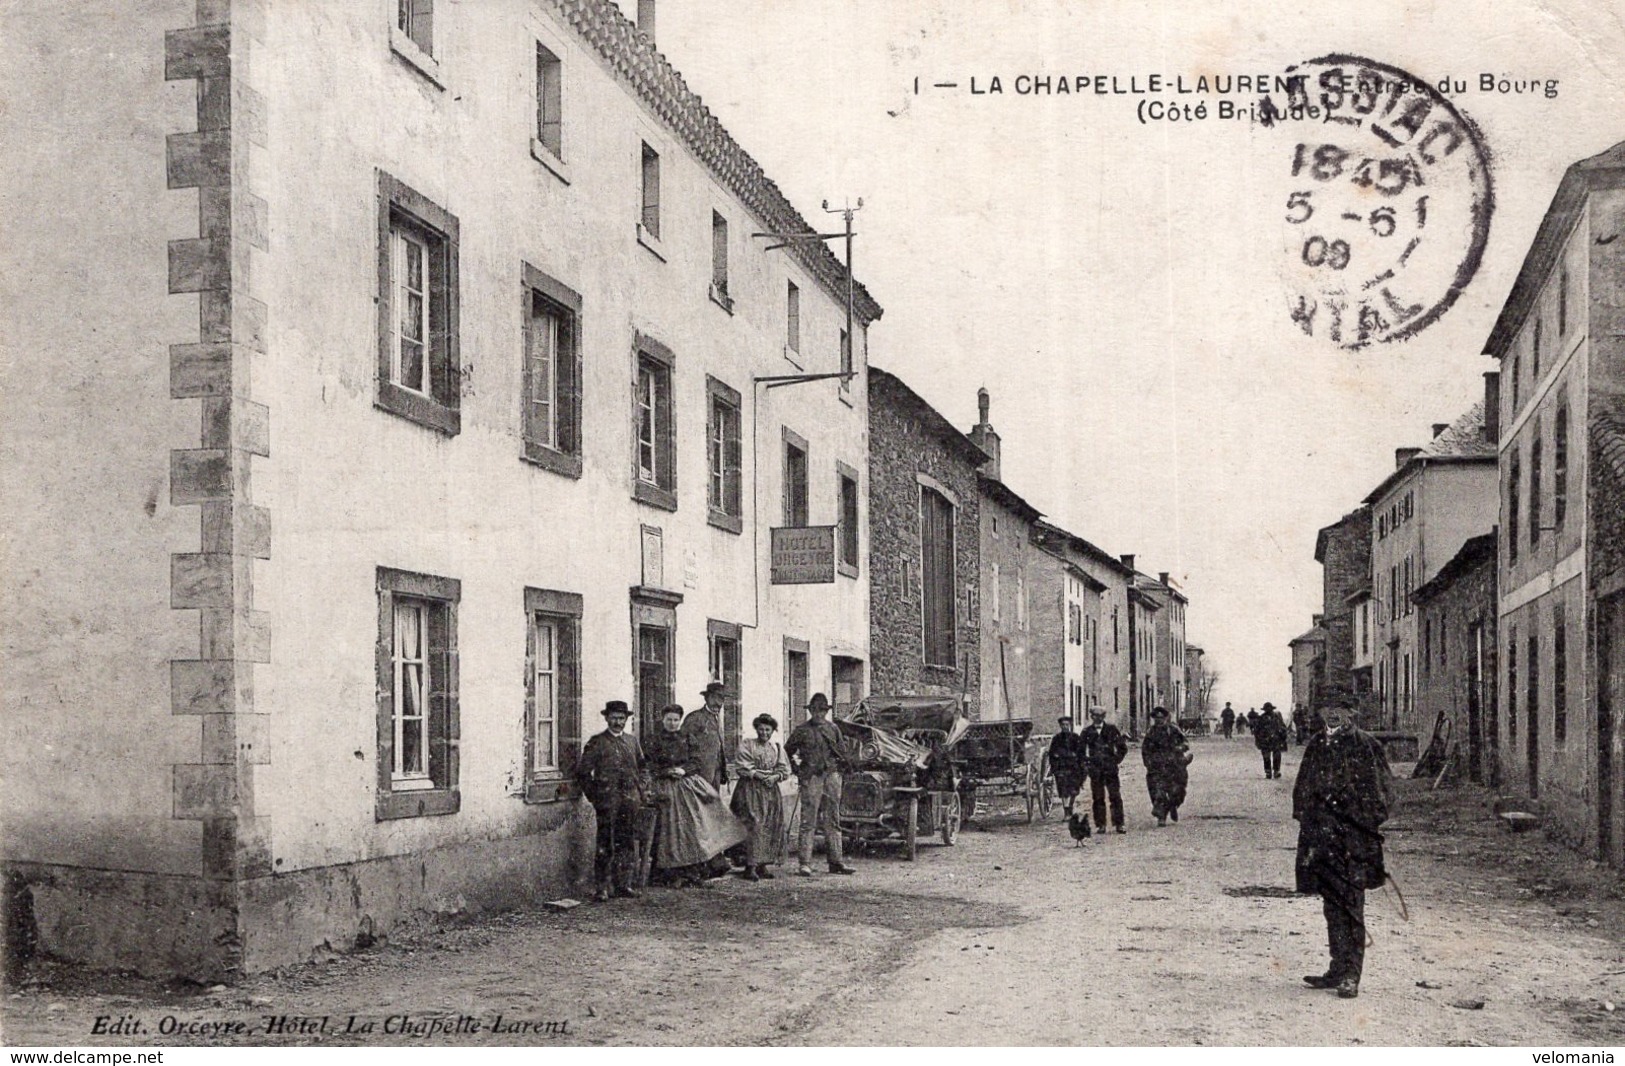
[831,656,865,718]
[1467,620,1484,784]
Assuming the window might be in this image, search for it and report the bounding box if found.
[639,142,661,239]
[521,264,582,475]
[1527,631,1540,760]
[837,462,860,577]
[1508,450,1521,566]
[636,623,672,738]
[1533,315,1542,378]
[920,486,957,668]
[1402,556,1413,617]
[632,336,676,509]
[533,43,564,160]
[1559,268,1569,336]
[782,430,808,527]
[784,639,809,729]
[1423,617,1431,676]
[376,567,460,820]
[1389,566,1398,622]
[1112,607,1119,654]
[398,0,433,55]
[710,211,731,310]
[524,588,582,801]
[377,173,460,435]
[786,281,800,354]
[709,620,743,751]
[1530,431,1542,546]
[1554,604,1567,745]
[1016,568,1027,627]
[1511,350,1521,409]
[707,377,743,532]
[839,328,852,393]
[1506,628,1518,738]
[989,562,1001,623]
[1555,401,1569,531]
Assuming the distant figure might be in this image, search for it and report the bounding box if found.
[1141,707,1191,827]
[1235,710,1249,736]
[1292,705,1309,746]
[576,700,647,901]
[1048,716,1088,819]
[1081,707,1129,833]
[1294,701,1393,1000]
[1220,703,1236,739]
[1255,702,1290,779]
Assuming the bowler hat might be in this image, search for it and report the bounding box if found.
[1057,716,1073,724]
[602,700,631,718]
[806,692,831,711]
[1150,706,1170,718]
[702,680,728,697]
[752,713,779,731]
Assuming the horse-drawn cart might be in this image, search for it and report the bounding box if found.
[952,719,1054,823]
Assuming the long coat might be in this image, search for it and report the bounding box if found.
[681,707,729,788]
[576,729,646,809]
[1081,722,1129,777]
[1293,726,1393,893]
[1141,722,1190,813]
[1254,710,1290,753]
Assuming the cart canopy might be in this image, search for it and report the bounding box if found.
[847,695,971,749]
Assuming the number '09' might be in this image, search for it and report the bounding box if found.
[1303,236,1351,270]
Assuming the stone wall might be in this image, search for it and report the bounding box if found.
[1319,506,1371,705]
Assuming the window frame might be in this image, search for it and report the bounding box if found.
[706,376,743,533]
[639,141,662,242]
[837,461,860,578]
[708,619,744,752]
[919,484,958,669]
[376,567,461,820]
[376,172,461,436]
[534,42,564,161]
[782,427,809,528]
[520,263,583,477]
[523,588,583,803]
[1530,428,1543,547]
[631,333,677,510]
[1554,398,1569,532]
[786,281,801,358]
[709,210,733,313]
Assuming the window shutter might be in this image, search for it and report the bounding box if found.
[560,313,580,456]
[429,242,456,406]
[559,621,581,778]
[521,293,535,445]
[426,603,451,788]
[725,416,742,516]
[409,0,434,54]
[655,369,674,490]
[523,611,537,778]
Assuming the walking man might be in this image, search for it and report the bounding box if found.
[1047,716,1088,818]
[1294,701,1393,999]
[1255,702,1290,778]
[1081,707,1128,833]
[784,693,857,877]
[1220,702,1236,739]
[576,700,646,901]
[1141,706,1190,827]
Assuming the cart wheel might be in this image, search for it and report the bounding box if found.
[903,794,919,861]
[1025,779,1036,823]
[941,792,961,846]
[1038,775,1055,820]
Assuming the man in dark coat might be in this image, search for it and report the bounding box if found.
[1080,707,1129,833]
[1255,702,1290,778]
[1220,702,1236,739]
[1141,707,1190,826]
[1292,705,1309,746]
[683,681,732,877]
[1047,716,1088,818]
[575,700,647,901]
[1294,701,1393,999]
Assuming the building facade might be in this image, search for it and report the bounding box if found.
[1033,523,1135,725]
[1365,402,1498,737]
[3,0,879,976]
[1349,584,1376,712]
[976,475,1046,722]
[1413,532,1498,786]
[868,369,984,719]
[1289,619,1329,717]
[1315,505,1372,708]
[1485,141,1625,865]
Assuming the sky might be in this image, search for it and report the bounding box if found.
[649,0,1625,708]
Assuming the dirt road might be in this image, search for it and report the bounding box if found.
[6,737,1624,1046]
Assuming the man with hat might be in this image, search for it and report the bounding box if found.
[684,680,733,878]
[1047,715,1088,819]
[1294,701,1393,999]
[1140,706,1190,827]
[783,692,857,876]
[575,700,647,901]
[1080,706,1129,833]
[1255,701,1290,779]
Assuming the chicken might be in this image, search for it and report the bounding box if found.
[1068,812,1092,846]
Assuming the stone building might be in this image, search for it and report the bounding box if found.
[1125,566,1163,738]
[1289,618,1329,717]
[868,368,984,718]
[1364,401,1498,737]
[1185,643,1208,725]
[1314,504,1372,707]
[1484,140,1625,865]
[1033,522,1135,726]
[1348,582,1377,715]
[2,0,878,976]
[1413,532,1498,786]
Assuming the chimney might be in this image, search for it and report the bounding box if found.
[1483,371,1501,445]
[1312,613,1324,626]
[1395,447,1422,468]
[1120,554,1136,571]
[1158,571,1170,586]
[636,0,656,43]
[1432,423,1449,439]
[968,386,1002,481]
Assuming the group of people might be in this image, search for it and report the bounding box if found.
[575,683,859,901]
[1047,705,1192,831]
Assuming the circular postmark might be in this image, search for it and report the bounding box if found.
[1257,55,1494,349]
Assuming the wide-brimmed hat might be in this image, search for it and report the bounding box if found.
[602,700,631,719]
[702,680,728,697]
[1150,706,1170,718]
[752,713,779,731]
[1057,715,1073,724]
[1261,701,1276,711]
[806,692,831,711]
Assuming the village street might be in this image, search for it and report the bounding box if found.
[6,737,1625,1048]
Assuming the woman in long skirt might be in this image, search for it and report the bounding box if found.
[646,703,746,886]
[729,714,791,881]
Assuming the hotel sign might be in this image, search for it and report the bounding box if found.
[770,526,836,584]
